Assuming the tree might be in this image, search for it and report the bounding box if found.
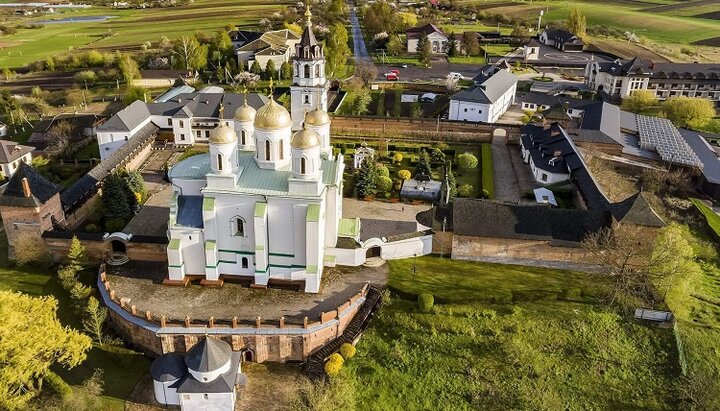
[280,61,292,80]
[431,148,446,164]
[417,33,431,67]
[102,173,132,222]
[411,103,423,118]
[46,120,73,158]
[662,96,716,130]
[355,63,378,86]
[264,59,277,80]
[234,71,260,89]
[621,90,657,114]
[376,175,393,193]
[446,161,458,199]
[457,184,474,197]
[457,152,478,173]
[118,53,141,82]
[387,34,405,56]
[67,236,86,270]
[82,297,107,344]
[357,158,378,198]
[362,1,401,37]
[398,169,411,180]
[123,86,146,105]
[511,25,531,37]
[462,32,480,56]
[250,60,263,76]
[339,343,356,359]
[172,36,208,71]
[0,88,22,125]
[74,70,98,86]
[567,8,587,40]
[351,90,371,116]
[0,291,91,410]
[326,22,351,76]
[447,32,458,57]
[416,150,432,176]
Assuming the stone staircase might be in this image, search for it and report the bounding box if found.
[305,284,384,380]
[106,252,130,266]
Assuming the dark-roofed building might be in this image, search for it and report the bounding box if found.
[406,23,448,54]
[611,192,665,227]
[679,128,720,201]
[539,29,584,52]
[520,123,585,184]
[234,29,300,70]
[449,68,517,123]
[28,113,101,150]
[585,57,720,103]
[151,338,244,410]
[0,139,34,179]
[0,162,65,258]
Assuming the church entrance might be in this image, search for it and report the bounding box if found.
[111,240,126,254]
[241,349,255,363]
[105,233,132,266]
[366,246,381,258]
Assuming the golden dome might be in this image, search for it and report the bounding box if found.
[254,97,292,130]
[291,127,321,149]
[208,123,237,144]
[305,107,330,126]
[233,102,256,122]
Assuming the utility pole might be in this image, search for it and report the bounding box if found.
[537,10,544,33]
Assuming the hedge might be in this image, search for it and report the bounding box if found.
[481,143,494,198]
[690,198,720,239]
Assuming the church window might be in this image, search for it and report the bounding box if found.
[315,64,320,77]
[180,134,185,141]
[304,94,310,105]
[301,157,306,174]
[241,257,248,268]
[241,130,246,145]
[217,153,223,171]
[265,140,270,161]
[179,120,184,128]
[304,64,310,79]
[279,140,284,159]
[232,216,245,237]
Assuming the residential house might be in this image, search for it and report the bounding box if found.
[0,140,34,180]
[520,123,584,184]
[235,29,300,71]
[406,23,448,54]
[449,68,517,123]
[523,38,543,61]
[585,56,720,103]
[539,29,584,52]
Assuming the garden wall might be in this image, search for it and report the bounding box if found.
[451,235,593,267]
[98,266,371,361]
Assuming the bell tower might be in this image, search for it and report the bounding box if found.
[290,2,329,130]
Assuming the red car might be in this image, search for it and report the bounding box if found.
[389,69,400,75]
[385,72,398,81]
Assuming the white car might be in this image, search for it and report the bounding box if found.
[448,72,465,80]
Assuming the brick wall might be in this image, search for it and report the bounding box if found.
[0,193,64,258]
[44,236,167,264]
[452,235,589,264]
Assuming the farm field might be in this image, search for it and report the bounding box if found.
[343,256,682,410]
[450,0,720,48]
[0,0,292,68]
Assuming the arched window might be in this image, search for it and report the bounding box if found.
[241,130,246,145]
[294,62,298,77]
[315,64,320,78]
[301,157,306,174]
[217,153,223,171]
[241,257,248,268]
[265,140,270,161]
[279,140,284,159]
[231,216,245,236]
[304,64,310,79]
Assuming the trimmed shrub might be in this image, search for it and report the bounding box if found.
[45,371,72,401]
[458,184,473,197]
[376,165,390,178]
[417,293,434,312]
[398,169,411,180]
[325,353,344,376]
[339,343,356,359]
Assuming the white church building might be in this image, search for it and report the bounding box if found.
[164,6,432,293]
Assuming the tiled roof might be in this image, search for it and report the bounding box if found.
[0,162,61,207]
[184,337,232,373]
[452,69,517,104]
[595,57,720,79]
[0,139,34,164]
[406,23,446,39]
[611,192,665,227]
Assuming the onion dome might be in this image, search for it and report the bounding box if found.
[305,107,330,126]
[291,126,321,149]
[208,122,237,144]
[233,102,256,122]
[254,97,292,130]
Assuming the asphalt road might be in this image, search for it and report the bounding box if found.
[349,6,371,64]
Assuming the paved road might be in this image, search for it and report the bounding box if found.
[491,135,539,203]
[349,5,371,64]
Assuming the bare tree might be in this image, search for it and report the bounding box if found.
[355,63,378,87]
[46,120,73,158]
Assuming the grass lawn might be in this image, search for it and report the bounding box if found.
[481,143,494,198]
[0,233,150,409]
[690,198,720,238]
[344,256,680,410]
[373,54,422,67]
[482,43,514,57]
[73,141,100,160]
[447,55,486,65]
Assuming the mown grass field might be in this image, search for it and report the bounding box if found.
[451,0,720,46]
[0,233,150,410]
[0,0,292,68]
[344,257,681,410]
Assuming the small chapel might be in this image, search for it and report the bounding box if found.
[164,5,432,293]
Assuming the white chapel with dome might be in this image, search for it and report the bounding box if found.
[164,6,432,293]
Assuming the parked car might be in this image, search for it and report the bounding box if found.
[385,72,398,81]
[389,69,400,75]
[448,72,465,80]
[401,64,408,68]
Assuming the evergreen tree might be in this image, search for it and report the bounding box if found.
[416,150,432,176]
[326,22,351,76]
[417,33,432,67]
[446,161,457,199]
[250,60,263,76]
[82,296,107,344]
[67,236,86,270]
[280,61,293,80]
[567,8,587,40]
[265,59,277,80]
[357,158,378,198]
[102,173,132,221]
[447,32,458,57]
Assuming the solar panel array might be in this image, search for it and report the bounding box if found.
[636,115,703,168]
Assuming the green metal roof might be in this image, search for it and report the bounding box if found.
[203,197,215,212]
[254,202,267,218]
[168,154,212,180]
[168,239,181,250]
[338,218,360,238]
[306,203,320,222]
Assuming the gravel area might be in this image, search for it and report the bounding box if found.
[342,198,431,222]
[106,261,387,324]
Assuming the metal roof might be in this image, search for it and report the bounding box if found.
[636,115,702,167]
[451,69,517,105]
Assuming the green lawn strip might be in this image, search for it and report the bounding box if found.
[481,143,494,198]
[73,141,100,160]
[447,55,486,65]
[0,233,149,409]
[689,198,720,238]
[345,257,678,410]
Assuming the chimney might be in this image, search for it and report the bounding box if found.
[21,177,31,198]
